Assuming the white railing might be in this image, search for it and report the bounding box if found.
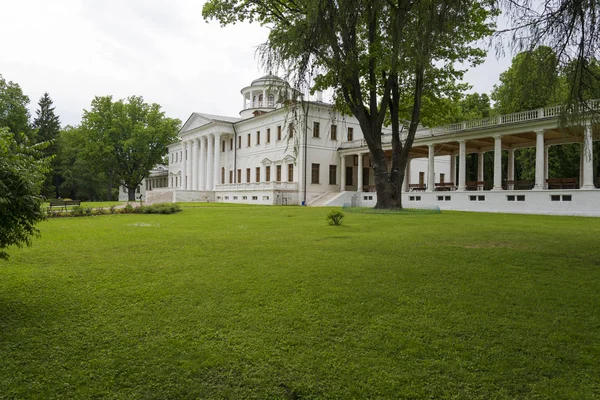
[215,182,298,191]
[340,99,600,149]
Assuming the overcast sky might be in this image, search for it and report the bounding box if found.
[1,0,512,128]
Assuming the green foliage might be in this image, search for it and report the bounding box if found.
[492,46,566,115]
[0,128,50,259]
[80,96,180,201]
[0,74,31,142]
[326,210,345,226]
[123,203,135,214]
[33,92,62,198]
[136,203,181,214]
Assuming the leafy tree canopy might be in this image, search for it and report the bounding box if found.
[80,96,180,201]
[0,128,50,260]
[0,74,31,142]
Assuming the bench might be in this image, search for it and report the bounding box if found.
[466,181,485,191]
[48,200,81,212]
[547,177,578,189]
[435,182,455,191]
[409,184,426,191]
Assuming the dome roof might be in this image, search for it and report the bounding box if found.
[251,74,288,86]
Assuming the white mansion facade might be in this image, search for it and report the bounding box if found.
[132,75,600,216]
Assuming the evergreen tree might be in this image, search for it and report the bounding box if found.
[33,92,62,198]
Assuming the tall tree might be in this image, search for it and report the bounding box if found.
[204,0,496,209]
[0,128,50,260]
[33,92,62,198]
[0,74,31,141]
[81,96,180,201]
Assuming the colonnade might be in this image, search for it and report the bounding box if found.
[341,125,596,192]
[178,133,228,191]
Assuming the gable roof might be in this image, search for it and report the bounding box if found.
[179,112,241,134]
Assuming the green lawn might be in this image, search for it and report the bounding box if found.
[2,206,600,399]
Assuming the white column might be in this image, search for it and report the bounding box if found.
[191,139,198,190]
[544,145,550,182]
[261,163,267,182]
[282,161,288,182]
[582,123,595,189]
[181,141,188,189]
[340,155,346,191]
[262,89,266,106]
[507,148,515,190]
[580,145,584,188]
[271,161,276,183]
[534,130,545,190]
[458,140,466,191]
[242,93,246,110]
[206,134,214,190]
[199,137,206,190]
[186,141,193,190]
[213,134,221,189]
[477,152,484,182]
[249,91,254,107]
[427,144,435,192]
[450,154,456,185]
[493,135,503,190]
[357,153,363,192]
[224,136,229,183]
[404,158,411,192]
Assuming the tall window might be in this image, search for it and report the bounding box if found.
[348,127,354,141]
[266,128,271,143]
[247,133,251,147]
[230,138,233,150]
[288,164,294,182]
[256,131,260,145]
[313,121,320,138]
[238,136,241,149]
[289,123,294,139]
[221,167,225,184]
[329,165,337,185]
[229,170,233,184]
[222,140,225,152]
[256,167,261,182]
[266,165,271,181]
[237,169,241,183]
[276,165,282,182]
[246,168,251,183]
[277,125,282,141]
[331,124,337,140]
[440,173,445,183]
[311,163,320,184]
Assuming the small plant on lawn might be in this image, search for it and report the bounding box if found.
[109,205,116,214]
[134,203,182,214]
[71,206,85,217]
[327,210,345,226]
[123,204,135,214]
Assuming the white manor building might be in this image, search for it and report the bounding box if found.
[135,75,600,216]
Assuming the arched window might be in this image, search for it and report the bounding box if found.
[252,96,257,107]
[267,94,275,106]
[258,94,264,107]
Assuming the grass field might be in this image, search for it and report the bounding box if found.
[1,206,600,399]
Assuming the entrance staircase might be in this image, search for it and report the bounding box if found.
[308,191,347,206]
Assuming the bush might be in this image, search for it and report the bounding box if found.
[134,203,181,215]
[123,203,135,214]
[71,206,85,217]
[327,210,345,226]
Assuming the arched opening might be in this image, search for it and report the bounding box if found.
[267,94,275,107]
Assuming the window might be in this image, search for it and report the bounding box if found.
[247,133,251,147]
[331,124,337,140]
[237,169,241,183]
[238,136,241,149]
[263,196,270,200]
[329,165,337,185]
[517,195,526,201]
[348,127,354,141]
[175,152,178,162]
[507,195,515,201]
[230,138,233,150]
[256,131,260,145]
[346,167,353,186]
[246,168,251,183]
[563,195,572,201]
[440,173,445,184]
[267,94,274,106]
[288,164,294,182]
[266,165,271,181]
[277,125,282,141]
[185,150,188,160]
[221,167,225,184]
[233,196,238,200]
[311,163,320,184]
[256,167,260,182]
[242,196,248,200]
[289,123,294,139]
[229,170,233,184]
[363,195,373,200]
[313,121,320,138]
[222,140,225,152]
[267,128,271,143]
[252,196,258,201]
[276,165,282,182]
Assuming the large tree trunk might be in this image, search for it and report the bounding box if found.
[128,187,136,202]
[372,147,405,209]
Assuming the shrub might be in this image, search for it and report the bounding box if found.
[134,203,181,215]
[71,206,85,217]
[327,210,345,226]
[123,204,135,214]
[109,205,116,214]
